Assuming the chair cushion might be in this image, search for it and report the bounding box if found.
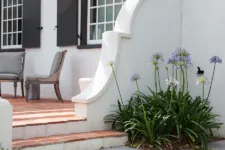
[50,51,63,76]
[26,75,49,81]
[0,52,25,75]
[0,74,19,80]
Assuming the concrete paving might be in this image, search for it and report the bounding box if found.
[208,140,225,150]
[104,140,225,150]
[104,146,136,150]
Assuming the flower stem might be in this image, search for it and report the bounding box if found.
[111,65,123,105]
[176,69,178,80]
[207,63,216,100]
[166,69,169,80]
[136,80,145,112]
[157,69,162,91]
[202,83,205,99]
[172,66,175,79]
[154,66,158,95]
[182,69,185,93]
[185,67,188,92]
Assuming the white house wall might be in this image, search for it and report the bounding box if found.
[86,0,182,131]
[182,0,225,135]
[1,0,101,100]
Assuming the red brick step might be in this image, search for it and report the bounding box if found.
[13,131,128,150]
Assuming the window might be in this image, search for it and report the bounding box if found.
[1,0,23,49]
[88,0,125,44]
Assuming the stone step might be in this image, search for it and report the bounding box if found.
[13,131,128,150]
[13,117,87,140]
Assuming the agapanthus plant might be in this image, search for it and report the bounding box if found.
[168,48,192,93]
[150,52,164,94]
[108,60,123,105]
[207,56,222,100]
[196,76,210,99]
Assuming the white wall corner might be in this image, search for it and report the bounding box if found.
[0,98,13,150]
[75,103,87,118]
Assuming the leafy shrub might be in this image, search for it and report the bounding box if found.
[105,49,223,149]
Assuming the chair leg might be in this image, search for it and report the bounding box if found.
[14,82,17,98]
[0,82,2,97]
[25,82,30,103]
[54,82,63,103]
[21,80,24,97]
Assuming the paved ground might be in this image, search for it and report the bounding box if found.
[208,140,225,150]
[105,147,135,150]
[104,140,225,150]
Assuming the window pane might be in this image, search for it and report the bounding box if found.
[3,8,7,20]
[97,24,104,39]
[106,23,113,31]
[18,19,22,31]
[90,0,97,7]
[3,0,7,7]
[18,0,22,4]
[13,20,17,32]
[106,6,113,22]
[18,6,22,18]
[13,7,17,19]
[8,21,12,32]
[8,0,12,6]
[3,21,7,33]
[18,33,22,45]
[90,8,96,23]
[13,33,17,45]
[13,0,17,5]
[115,0,122,3]
[8,7,12,19]
[114,4,122,20]
[98,0,104,5]
[106,0,113,4]
[8,34,12,45]
[90,25,96,40]
[3,34,7,46]
[98,7,105,22]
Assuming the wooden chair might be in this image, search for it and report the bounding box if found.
[25,50,67,102]
[0,52,26,98]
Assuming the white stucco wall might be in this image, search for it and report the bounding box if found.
[182,0,225,135]
[74,0,225,136]
[1,0,100,100]
[82,0,182,131]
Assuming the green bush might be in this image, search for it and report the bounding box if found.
[105,49,223,149]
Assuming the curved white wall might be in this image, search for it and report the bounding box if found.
[74,0,182,131]
[74,0,225,136]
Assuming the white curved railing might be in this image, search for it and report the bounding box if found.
[72,0,143,104]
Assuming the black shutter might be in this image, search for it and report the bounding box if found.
[80,0,88,45]
[23,0,41,48]
[57,0,79,46]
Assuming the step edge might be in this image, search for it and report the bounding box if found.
[13,133,127,149]
[13,118,87,128]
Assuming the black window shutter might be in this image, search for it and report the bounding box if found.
[23,0,41,48]
[57,0,79,46]
[80,0,88,45]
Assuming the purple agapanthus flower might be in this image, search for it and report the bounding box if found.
[130,73,142,83]
[151,52,164,64]
[209,56,222,64]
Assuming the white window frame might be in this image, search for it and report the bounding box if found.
[1,0,23,49]
[87,0,125,45]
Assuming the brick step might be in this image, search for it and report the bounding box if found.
[13,131,128,150]
[13,108,74,115]
[13,117,87,140]
[13,112,75,121]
